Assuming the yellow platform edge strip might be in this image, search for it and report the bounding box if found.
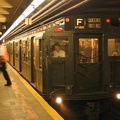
[8,63,64,120]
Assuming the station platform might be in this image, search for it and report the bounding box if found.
[0,63,64,120]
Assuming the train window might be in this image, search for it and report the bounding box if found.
[25,41,28,62]
[22,41,26,62]
[26,40,30,62]
[108,38,120,56]
[21,39,30,62]
[79,38,98,63]
[10,43,13,56]
[22,41,27,62]
[15,42,19,58]
[50,37,68,58]
[39,39,42,68]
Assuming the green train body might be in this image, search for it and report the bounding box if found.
[5,15,120,114]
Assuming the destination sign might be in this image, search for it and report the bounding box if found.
[65,17,102,30]
[87,18,101,28]
[88,18,101,22]
[74,17,101,29]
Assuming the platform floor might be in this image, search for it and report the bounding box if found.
[0,63,64,120]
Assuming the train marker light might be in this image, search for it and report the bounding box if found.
[54,27,63,32]
[106,18,111,23]
[56,97,62,104]
[65,17,70,22]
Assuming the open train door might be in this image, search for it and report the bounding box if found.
[74,34,104,93]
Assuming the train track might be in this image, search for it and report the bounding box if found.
[49,99,120,120]
[100,104,120,120]
[109,108,120,120]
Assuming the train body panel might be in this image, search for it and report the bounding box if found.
[5,15,120,102]
[43,28,74,98]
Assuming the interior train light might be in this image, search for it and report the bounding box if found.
[56,97,62,104]
[106,18,111,23]
[0,0,45,41]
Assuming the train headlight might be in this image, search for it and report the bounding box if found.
[56,97,62,104]
[116,93,120,99]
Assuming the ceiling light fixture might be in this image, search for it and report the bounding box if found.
[0,0,45,41]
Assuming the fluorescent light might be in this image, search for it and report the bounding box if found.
[0,0,45,40]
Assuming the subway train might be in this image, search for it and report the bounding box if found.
[4,15,120,116]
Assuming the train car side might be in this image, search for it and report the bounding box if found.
[5,15,120,117]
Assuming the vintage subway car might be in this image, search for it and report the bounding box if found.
[5,15,120,115]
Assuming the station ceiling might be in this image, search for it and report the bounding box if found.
[0,0,32,35]
[0,0,120,38]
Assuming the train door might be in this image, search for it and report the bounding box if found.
[75,34,104,93]
[107,35,120,90]
[48,37,70,87]
[35,37,44,92]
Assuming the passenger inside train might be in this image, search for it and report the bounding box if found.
[79,38,98,63]
[108,38,120,56]
[112,51,118,56]
[79,40,92,63]
[51,42,66,57]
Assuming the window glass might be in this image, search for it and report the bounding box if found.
[79,38,98,63]
[108,38,120,56]
[26,39,30,62]
[10,43,13,56]
[15,42,19,58]
[22,41,26,61]
[39,39,42,68]
[50,37,68,58]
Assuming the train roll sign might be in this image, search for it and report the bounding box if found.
[74,18,86,29]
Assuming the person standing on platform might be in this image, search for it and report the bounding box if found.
[0,45,12,86]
